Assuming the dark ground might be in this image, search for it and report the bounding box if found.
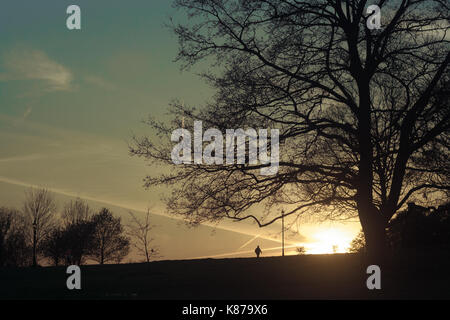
[1,251,449,300]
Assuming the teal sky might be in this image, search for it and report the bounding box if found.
[0,1,360,261]
[0,0,211,137]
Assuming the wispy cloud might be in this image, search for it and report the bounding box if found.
[0,48,73,92]
[84,75,116,90]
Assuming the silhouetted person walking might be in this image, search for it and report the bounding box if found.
[255,245,262,258]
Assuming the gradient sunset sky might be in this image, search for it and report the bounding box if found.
[0,0,361,261]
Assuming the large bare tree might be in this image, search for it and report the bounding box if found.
[23,188,57,266]
[131,0,450,257]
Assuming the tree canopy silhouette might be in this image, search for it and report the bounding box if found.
[90,208,130,265]
[0,207,30,267]
[350,202,450,252]
[42,219,97,266]
[130,0,450,257]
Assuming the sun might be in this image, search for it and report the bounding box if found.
[307,228,353,254]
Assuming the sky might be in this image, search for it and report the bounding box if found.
[0,0,361,262]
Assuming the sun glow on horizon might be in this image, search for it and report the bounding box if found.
[305,228,353,254]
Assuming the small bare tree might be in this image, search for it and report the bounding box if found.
[23,188,56,267]
[127,210,160,262]
[296,246,306,255]
[332,245,339,254]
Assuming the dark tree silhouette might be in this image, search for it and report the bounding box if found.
[430,203,450,248]
[296,246,306,255]
[350,202,450,252]
[0,207,30,267]
[90,208,130,264]
[131,0,450,257]
[42,220,96,266]
[58,198,96,265]
[127,210,161,262]
[23,188,56,266]
[388,202,450,249]
[64,220,97,265]
[349,230,366,253]
[41,228,66,266]
[0,208,13,266]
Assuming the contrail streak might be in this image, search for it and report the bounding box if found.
[0,175,286,244]
[237,233,261,250]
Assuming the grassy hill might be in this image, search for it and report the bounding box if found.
[1,251,449,299]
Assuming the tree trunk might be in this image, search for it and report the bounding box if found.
[355,78,388,261]
[358,204,388,262]
[32,226,37,267]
